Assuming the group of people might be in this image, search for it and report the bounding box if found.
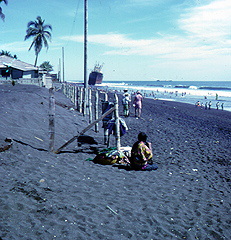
[121,90,157,170]
[195,101,224,110]
[122,89,143,118]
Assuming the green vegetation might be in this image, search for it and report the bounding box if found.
[0,50,17,59]
[40,61,53,73]
[0,0,8,21]
[24,16,52,67]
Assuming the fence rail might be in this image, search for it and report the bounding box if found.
[59,83,121,151]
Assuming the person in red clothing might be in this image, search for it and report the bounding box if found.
[133,91,143,118]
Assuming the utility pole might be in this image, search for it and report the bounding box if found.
[83,0,88,115]
[58,58,61,82]
[62,47,65,83]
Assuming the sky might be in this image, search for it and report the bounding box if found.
[0,0,230,82]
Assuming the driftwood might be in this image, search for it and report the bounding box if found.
[0,138,13,152]
[54,106,116,154]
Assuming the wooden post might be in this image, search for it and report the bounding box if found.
[104,92,108,101]
[74,86,77,109]
[76,87,80,111]
[71,85,73,101]
[54,106,116,153]
[79,87,83,113]
[64,83,67,96]
[63,83,66,95]
[114,93,120,151]
[83,0,88,116]
[95,90,99,132]
[88,88,92,123]
[70,85,73,102]
[83,88,86,116]
[68,85,71,99]
[62,47,65,82]
[66,84,68,97]
[49,88,55,152]
[103,92,109,146]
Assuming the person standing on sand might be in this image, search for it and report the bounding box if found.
[216,101,220,110]
[130,132,158,171]
[123,89,131,100]
[133,91,143,118]
[221,103,224,110]
[122,93,131,117]
[208,101,212,110]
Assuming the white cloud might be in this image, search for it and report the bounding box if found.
[179,0,231,40]
[60,0,230,62]
[0,39,62,55]
[61,32,229,61]
[0,41,29,52]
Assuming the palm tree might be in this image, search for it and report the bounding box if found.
[24,16,52,66]
[0,0,8,21]
[0,50,17,58]
[40,61,53,73]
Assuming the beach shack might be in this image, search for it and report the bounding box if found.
[0,55,43,86]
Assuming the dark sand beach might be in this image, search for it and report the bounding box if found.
[0,84,230,240]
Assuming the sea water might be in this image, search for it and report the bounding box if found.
[99,81,231,112]
[69,80,231,112]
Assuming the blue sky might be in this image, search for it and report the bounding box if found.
[0,0,230,81]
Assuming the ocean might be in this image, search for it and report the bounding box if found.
[69,80,231,112]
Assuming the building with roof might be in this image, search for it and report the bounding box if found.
[0,55,40,79]
[0,55,57,87]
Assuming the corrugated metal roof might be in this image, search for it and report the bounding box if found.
[0,55,39,71]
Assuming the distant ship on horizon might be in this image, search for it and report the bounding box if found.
[156,80,172,82]
[88,63,104,85]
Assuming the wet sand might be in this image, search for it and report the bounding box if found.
[0,84,230,240]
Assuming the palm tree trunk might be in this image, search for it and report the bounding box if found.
[34,54,38,67]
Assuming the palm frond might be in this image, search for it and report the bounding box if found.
[0,0,8,5]
[28,40,35,51]
[0,7,5,21]
[25,16,52,66]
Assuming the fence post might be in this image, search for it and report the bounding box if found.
[71,85,74,103]
[74,86,77,109]
[79,87,83,113]
[104,92,108,101]
[77,87,80,111]
[114,93,120,151]
[95,90,99,132]
[88,88,92,123]
[71,85,73,101]
[49,88,55,152]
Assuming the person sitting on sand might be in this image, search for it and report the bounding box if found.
[130,132,158,171]
[133,91,143,118]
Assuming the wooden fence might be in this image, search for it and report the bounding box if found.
[50,83,121,153]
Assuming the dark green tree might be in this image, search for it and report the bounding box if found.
[24,16,52,66]
[0,50,17,59]
[40,61,53,73]
[0,0,8,21]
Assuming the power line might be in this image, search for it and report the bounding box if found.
[65,0,81,47]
